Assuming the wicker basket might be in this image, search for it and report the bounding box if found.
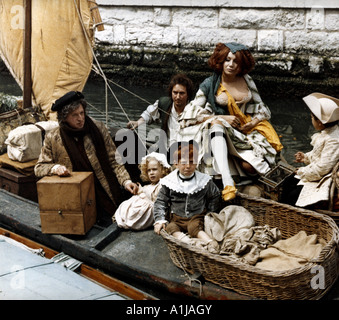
[161,193,339,300]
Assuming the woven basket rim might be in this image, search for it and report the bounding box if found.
[161,230,319,278]
[0,106,41,120]
[0,108,23,120]
[161,193,339,278]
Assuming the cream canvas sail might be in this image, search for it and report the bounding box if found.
[0,0,96,120]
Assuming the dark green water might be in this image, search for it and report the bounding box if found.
[0,73,315,165]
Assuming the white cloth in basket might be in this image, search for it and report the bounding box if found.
[204,205,281,264]
[204,205,255,242]
[256,231,326,271]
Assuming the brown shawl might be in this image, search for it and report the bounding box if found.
[59,116,123,210]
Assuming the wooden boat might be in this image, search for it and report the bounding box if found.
[0,1,338,300]
[0,226,155,300]
[0,188,253,300]
[0,188,339,300]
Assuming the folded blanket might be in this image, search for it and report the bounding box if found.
[256,230,326,271]
[0,153,37,176]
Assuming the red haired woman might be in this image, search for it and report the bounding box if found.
[178,42,283,201]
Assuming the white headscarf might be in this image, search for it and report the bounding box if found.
[141,152,171,168]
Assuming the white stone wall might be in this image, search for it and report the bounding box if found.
[93,1,339,92]
[95,1,339,54]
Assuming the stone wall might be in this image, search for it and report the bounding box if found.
[94,0,339,97]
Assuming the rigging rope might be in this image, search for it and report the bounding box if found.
[75,0,172,115]
[91,65,152,105]
[73,0,149,149]
[91,66,173,118]
[73,0,131,123]
[74,0,175,152]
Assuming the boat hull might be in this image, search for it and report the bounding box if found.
[0,189,250,300]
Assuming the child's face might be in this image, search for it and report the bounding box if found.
[175,157,197,177]
[147,159,163,184]
[311,114,325,131]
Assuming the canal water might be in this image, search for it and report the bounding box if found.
[0,73,315,165]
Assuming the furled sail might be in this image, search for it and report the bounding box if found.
[0,0,99,120]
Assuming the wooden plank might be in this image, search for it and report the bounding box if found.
[80,264,155,300]
[88,0,105,31]
[87,223,122,250]
[0,227,58,259]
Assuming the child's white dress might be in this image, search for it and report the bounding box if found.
[114,182,161,230]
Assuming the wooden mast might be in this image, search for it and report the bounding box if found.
[23,0,32,109]
[88,0,105,31]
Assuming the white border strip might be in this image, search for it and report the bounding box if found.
[96,0,339,9]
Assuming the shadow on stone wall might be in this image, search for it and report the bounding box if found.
[1,45,338,98]
[90,45,339,98]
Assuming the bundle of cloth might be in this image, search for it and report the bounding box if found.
[255,231,326,271]
[189,205,326,271]
[5,121,59,162]
[203,205,280,265]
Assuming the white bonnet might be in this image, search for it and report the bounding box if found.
[141,152,171,168]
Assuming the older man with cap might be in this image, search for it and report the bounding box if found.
[281,92,339,208]
[35,91,139,226]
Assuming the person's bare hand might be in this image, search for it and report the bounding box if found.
[294,151,305,163]
[125,182,139,195]
[154,223,166,235]
[240,118,260,134]
[127,120,139,130]
[55,165,71,177]
[239,122,255,133]
[222,115,241,128]
[127,118,145,130]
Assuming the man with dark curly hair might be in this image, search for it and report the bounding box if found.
[126,73,195,152]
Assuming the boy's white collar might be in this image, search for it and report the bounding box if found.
[160,169,211,194]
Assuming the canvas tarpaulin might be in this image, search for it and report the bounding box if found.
[0,0,94,120]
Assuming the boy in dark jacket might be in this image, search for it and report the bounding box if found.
[153,140,220,252]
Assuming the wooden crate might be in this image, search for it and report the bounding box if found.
[0,167,38,202]
[37,172,96,235]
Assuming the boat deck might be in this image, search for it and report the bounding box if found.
[0,236,127,300]
[0,188,248,300]
[1,188,338,300]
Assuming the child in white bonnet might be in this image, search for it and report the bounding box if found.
[114,152,171,230]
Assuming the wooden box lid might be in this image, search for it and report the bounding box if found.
[37,172,95,212]
[0,167,36,183]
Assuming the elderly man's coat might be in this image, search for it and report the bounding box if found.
[35,119,131,205]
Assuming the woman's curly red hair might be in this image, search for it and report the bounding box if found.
[208,43,255,76]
